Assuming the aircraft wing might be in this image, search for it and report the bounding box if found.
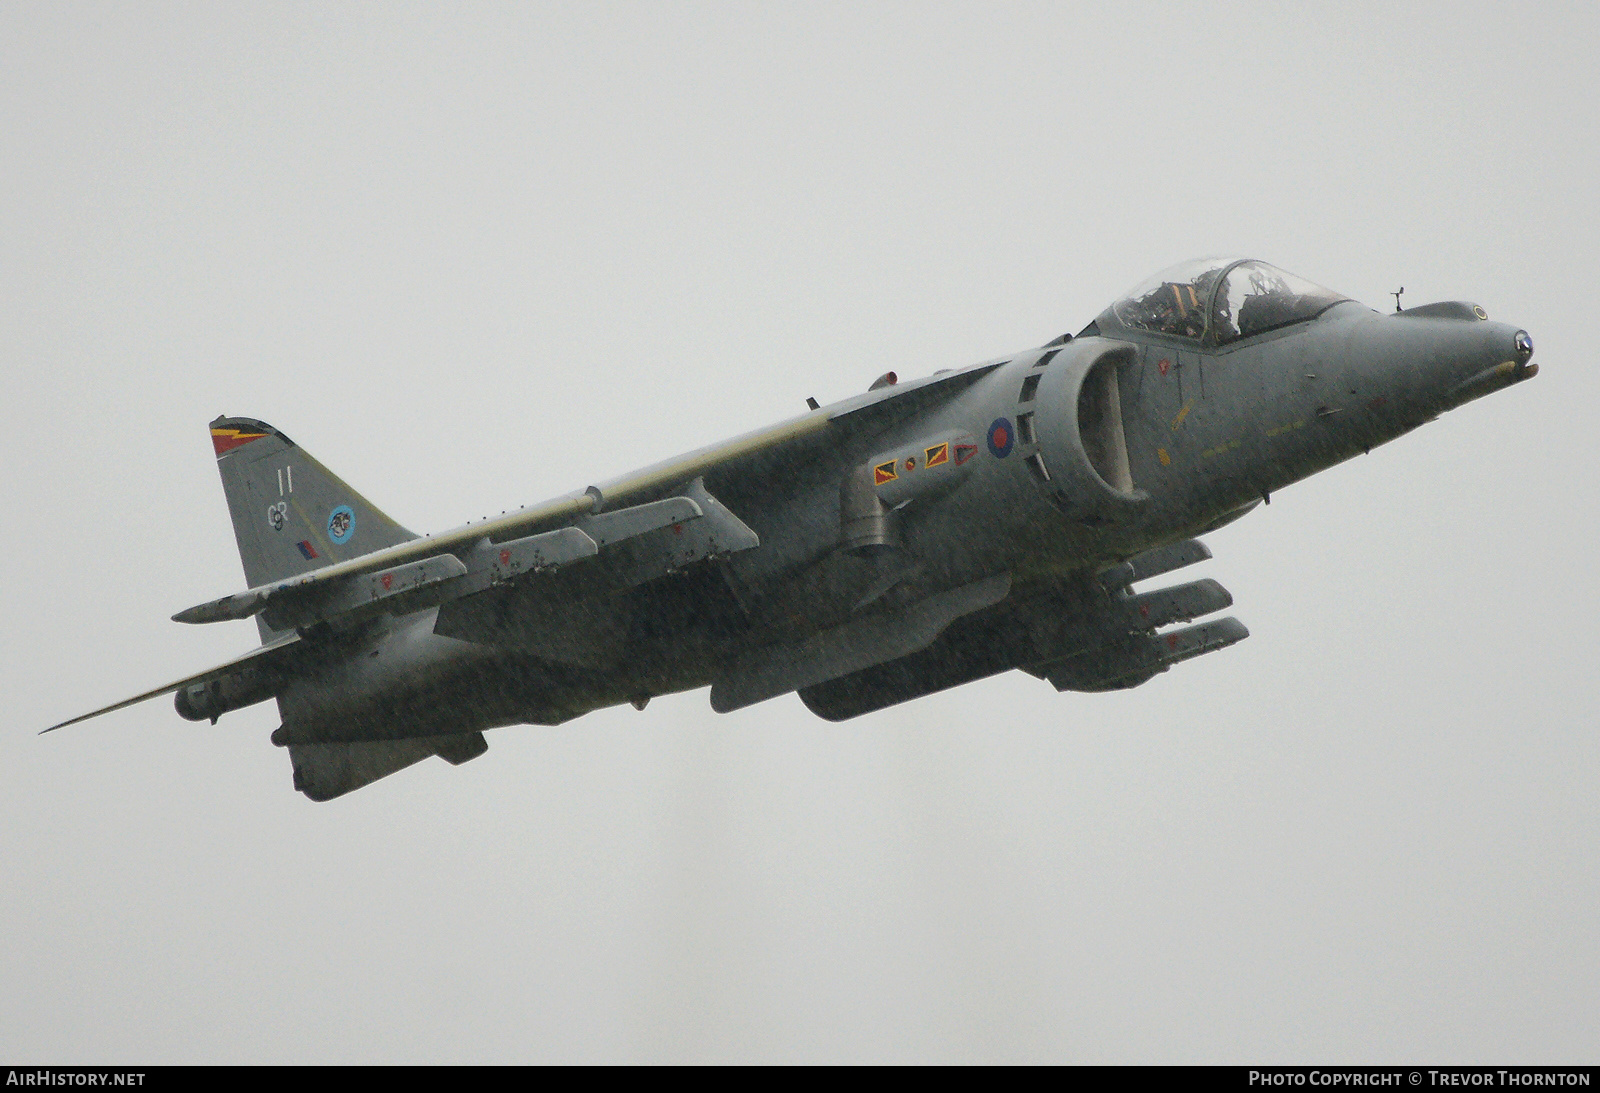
[171,360,1007,631]
[42,632,303,733]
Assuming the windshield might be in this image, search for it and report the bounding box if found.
[1211,260,1347,344]
[1106,258,1349,344]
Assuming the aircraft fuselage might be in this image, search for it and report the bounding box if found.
[272,295,1534,744]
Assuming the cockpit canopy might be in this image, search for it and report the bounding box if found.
[1103,258,1349,345]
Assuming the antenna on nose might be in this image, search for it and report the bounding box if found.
[1391,287,1404,313]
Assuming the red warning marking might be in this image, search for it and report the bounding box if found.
[1166,633,1179,649]
[904,457,916,472]
[499,549,511,566]
[1139,604,1150,618]
[925,442,950,467]
[381,573,394,591]
[874,461,898,485]
[1158,358,1171,376]
[954,444,978,466]
[672,523,683,536]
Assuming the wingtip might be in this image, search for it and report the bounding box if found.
[41,705,117,733]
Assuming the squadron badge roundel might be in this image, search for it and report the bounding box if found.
[987,417,1014,459]
[328,504,356,544]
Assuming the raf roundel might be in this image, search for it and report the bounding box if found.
[987,417,1014,459]
[327,504,356,544]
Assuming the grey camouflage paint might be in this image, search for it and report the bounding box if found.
[46,260,1537,800]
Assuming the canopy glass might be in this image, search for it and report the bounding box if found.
[1108,258,1349,344]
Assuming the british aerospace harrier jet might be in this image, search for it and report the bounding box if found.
[46,258,1538,800]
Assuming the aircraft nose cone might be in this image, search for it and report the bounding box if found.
[1437,323,1538,410]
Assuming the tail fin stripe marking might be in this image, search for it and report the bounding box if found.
[211,428,268,456]
[287,498,340,560]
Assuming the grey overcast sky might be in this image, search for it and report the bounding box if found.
[3,1,1596,1064]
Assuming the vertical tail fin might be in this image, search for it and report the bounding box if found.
[209,416,416,599]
